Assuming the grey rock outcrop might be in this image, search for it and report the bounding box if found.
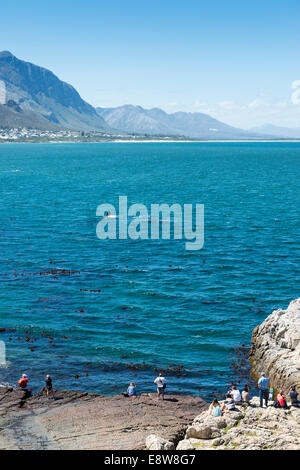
[176,398,300,450]
[249,298,300,391]
[186,416,227,439]
[145,435,175,450]
[176,439,195,450]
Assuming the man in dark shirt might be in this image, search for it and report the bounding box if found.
[45,374,53,397]
[290,386,299,407]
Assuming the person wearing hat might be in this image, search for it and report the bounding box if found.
[45,374,53,397]
[18,374,29,390]
[258,372,270,408]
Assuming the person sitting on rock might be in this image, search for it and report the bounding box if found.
[290,386,299,407]
[209,398,223,417]
[241,384,250,405]
[258,372,269,408]
[229,384,241,402]
[222,393,236,411]
[277,390,288,409]
[123,382,137,398]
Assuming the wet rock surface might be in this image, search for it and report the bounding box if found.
[0,387,207,450]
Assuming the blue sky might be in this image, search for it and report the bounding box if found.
[1,0,300,128]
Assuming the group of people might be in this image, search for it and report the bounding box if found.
[209,372,299,416]
[17,373,53,397]
[209,384,250,416]
[257,372,299,408]
[123,373,167,400]
[18,372,167,400]
[17,370,299,410]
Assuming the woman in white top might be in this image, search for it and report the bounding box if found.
[230,384,241,402]
[241,384,250,404]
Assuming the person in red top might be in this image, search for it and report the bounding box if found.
[18,374,29,390]
[277,390,288,409]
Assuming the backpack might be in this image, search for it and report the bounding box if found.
[18,378,28,389]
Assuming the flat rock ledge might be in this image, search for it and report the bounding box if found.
[249,298,300,391]
[172,398,300,450]
[0,387,206,450]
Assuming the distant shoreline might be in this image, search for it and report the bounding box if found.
[111,139,300,143]
[1,139,300,144]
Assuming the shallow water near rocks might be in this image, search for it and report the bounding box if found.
[0,142,299,399]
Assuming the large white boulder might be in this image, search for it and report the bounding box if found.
[145,434,175,450]
[176,439,195,450]
[250,298,300,391]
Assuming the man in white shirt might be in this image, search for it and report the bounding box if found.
[154,373,166,400]
[230,384,241,402]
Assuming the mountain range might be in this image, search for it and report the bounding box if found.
[97,105,264,139]
[250,124,300,139]
[0,51,108,131]
[0,51,297,139]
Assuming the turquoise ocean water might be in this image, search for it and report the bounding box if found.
[0,142,299,399]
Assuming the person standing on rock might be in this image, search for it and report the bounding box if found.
[154,373,166,400]
[258,372,269,407]
[17,373,31,399]
[290,386,299,407]
[18,374,29,390]
[45,375,53,397]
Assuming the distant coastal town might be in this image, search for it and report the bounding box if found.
[0,127,193,143]
[1,128,298,144]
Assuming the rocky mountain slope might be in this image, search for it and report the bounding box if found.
[0,51,109,131]
[0,101,59,130]
[97,104,270,139]
[250,124,300,139]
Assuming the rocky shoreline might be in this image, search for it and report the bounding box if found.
[172,396,300,451]
[150,298,300,451]
[0,387,207,450]
[1,299,299,450]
